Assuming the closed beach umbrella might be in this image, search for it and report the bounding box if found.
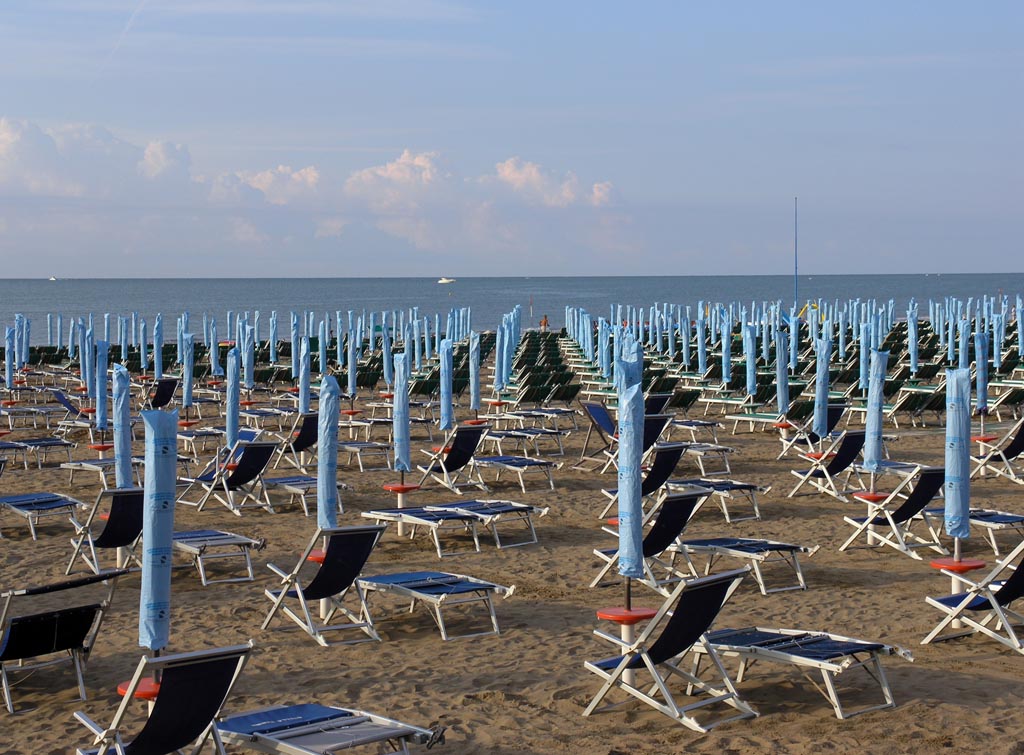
[226,347,240,449]
[113,365,132,489]
[290,312,300,380]
[382,314,393,387]
[299,337,311,415]
[862,349,890,491]
[908,304,919,376]
[743,324,757,396]
[317,376,341,530]
[721,319,732,384]
[269,312,278,364]
[346,328,357,399]
[318,320,328,375]
[945,368,971,558]
[975,331,989,433]
[469,330,481,416]
[813,338,831,439]
[958,319,970,369]
[209,322,223,377]
[139,408,178,652]
[153,315,163,380]
[181,334,194,412]
[139,320,147,373]
[95,340,109,435]
[4,328,14,390]
[393,352,411,476]
[615,336,645,603]
[696,318,707,374]
[775,330,789,414]
[243,326,255,391]
[440,338,454,431]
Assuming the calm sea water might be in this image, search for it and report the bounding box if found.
[2,274,1023,344]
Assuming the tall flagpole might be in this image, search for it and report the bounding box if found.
[793,197,799,308]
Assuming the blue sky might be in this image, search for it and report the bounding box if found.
[0,1,1020,276]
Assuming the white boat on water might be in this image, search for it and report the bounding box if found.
[437,277,456,284]
[48,276,57,281]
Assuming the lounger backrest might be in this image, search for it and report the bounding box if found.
[994,561,1024,606]
[126,650,247,755]
[641,415,671,452]
[49,389,81,416]
[825,404,846,434]
[642,492,703,557]
[225,442,278,488]
[439,426,486,471]
[644,394,672,414]
[93,490,145,549]
[640,447,685,497]
[583,403,615,436]
[886,467,945,524]
[0,604,100,662]
[290,413,319,453]
[644,573,738,666]
[150,379,178,409]
[1000,421,1024,461]
[303,527,383,601]
[824,431,865,474]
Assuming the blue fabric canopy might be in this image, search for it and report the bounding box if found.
[113,364,132,488]
[139,408,177,651]
[317,376,341,530]
[615,336,645,580]
[944,368,971,540]
[226,347,240,449]
[862,349,889,474]
[393,352,411,472]
[439,338,454,431]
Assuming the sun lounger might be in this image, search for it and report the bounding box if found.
[964,508,1024,555]
[338,439,392,471]
[262,474,347,517]
[0,491,86,540]
[356,570,514,641]
[61,457,143,489]
[583,568,756,732]
[470,454,558,492]
[2,570,125,714]
[361,505,482,558]
[703,626,911,719]
[173,529,265,586]
[217,703,442,755]
[73,642,252,755]
[677,537,818,595]
[666,477,765,522]
[0,436,75,469]
[424,499,548,548]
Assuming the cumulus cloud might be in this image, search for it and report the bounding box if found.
[314,216,348,238]
[344,149,442,212]
[237,164,319,205]
[492,156,580,207]
[138,140,191,181]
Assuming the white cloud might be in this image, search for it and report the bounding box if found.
[237,164,319,205]
[344,149,442,212]
[492,157,582,207]
[228,217,269,244]
[314,216,348,238]
[138,140,191,180]
[589,180,613,206]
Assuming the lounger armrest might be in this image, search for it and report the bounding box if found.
[592,628,630,649]
[73,711,106,736]
[937,570,988,589]
[266,563,290,581]
[500,584,515,599]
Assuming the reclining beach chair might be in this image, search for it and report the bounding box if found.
[583,568,756,732]
[787,430,865,501]
[272,411,318,472]
[424,499,548,548]
[704,626,911,719]
[173,529,266,586]
[839,465,947,559]
[262,525,383,646]
[217,703,442,755]
[469,454,558,492]
[74,642,252,755]
[970,417,1024,483]
[0,491,86,540]
[356,570,514,641]
[573,402,617,471]
[178,440,278,515]
[599,443,685,519]
[600,414,673,474]
[666,477,765,523]
[140,377,178,411]
[776,403,846,459]
[2,570,125,714]
[66,488,144,575]
[416,423,489,493]
[922,537,1024,653]
[590,488,709,594]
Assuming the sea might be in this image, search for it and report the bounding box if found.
[2,274,1023,344]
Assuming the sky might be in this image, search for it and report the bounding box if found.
[0,1,1020,277]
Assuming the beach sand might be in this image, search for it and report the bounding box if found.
[3,402,1024,755]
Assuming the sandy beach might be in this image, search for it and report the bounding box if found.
[3,373,1024,755]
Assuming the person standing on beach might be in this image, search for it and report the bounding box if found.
[539,315,549,333]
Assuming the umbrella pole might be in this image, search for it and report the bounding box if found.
[951,537,965,629]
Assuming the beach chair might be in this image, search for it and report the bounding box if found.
[0,436,75,469]
[262,526,383,646]
[178,440,278,515]
[469,454,558,492]
[1,570,125,714]
[590,488,708,594]
[787,430,865,501]
[424,499,548,548]
[66,488,144,575]
[272,411,318,472]
[600,414,673,474]
[599,443,685,519]
[574,402,617,470]
[582,568,756,732]
[73,642,252,755]
[970,417,1024,483]
[922,538,1024,653]
[173,529,266,586]
[356,570,514,641]
[776,403,846,459]
[666,477,765,523]
[218,704,442,755]
[338,439,392,471]
[61,456,143,489]
[704,626,911,719]
[677,537,818,595]
[839,466,948,559]
[675,440,736,476]
[263,474,347,517]
[0,491,86,540]
[964,509,1024,556]
[416,423,489,493]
